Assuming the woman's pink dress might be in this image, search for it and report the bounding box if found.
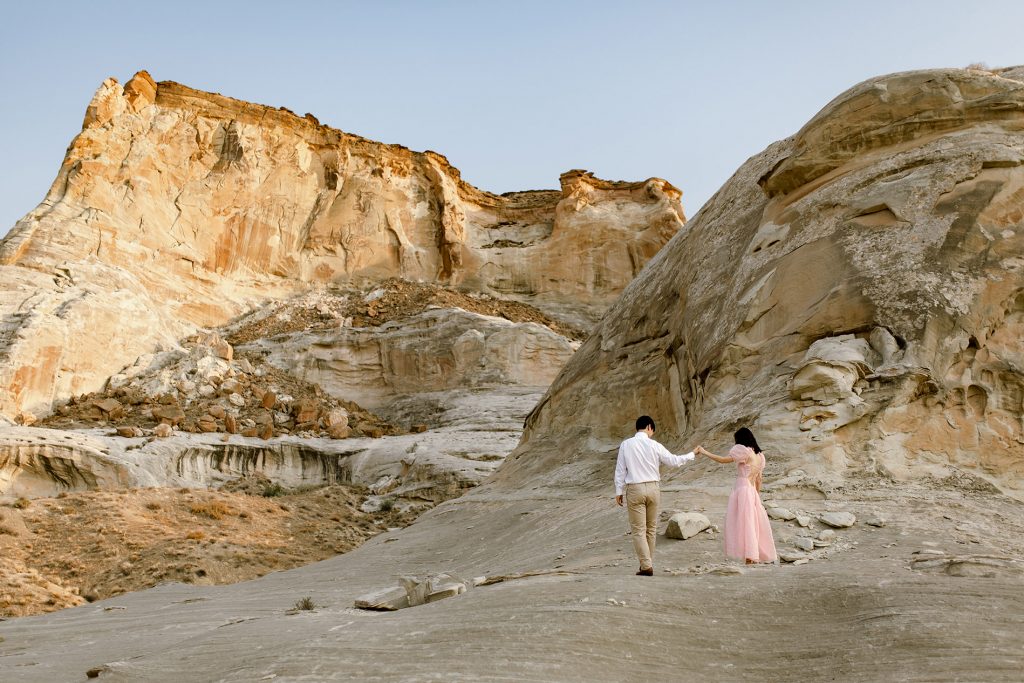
[723,444,777,563]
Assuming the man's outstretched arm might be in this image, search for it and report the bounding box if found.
[657,441,696,467]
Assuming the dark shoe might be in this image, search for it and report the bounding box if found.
[635,568,654,576]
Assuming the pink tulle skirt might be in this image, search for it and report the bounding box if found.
[724,480,777,563]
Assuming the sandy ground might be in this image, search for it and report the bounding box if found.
[0,479,423,618]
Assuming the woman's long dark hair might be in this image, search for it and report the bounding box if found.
[734,427,762,454]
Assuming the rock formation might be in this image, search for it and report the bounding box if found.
[0,70,683,420]
[507,65,1024,498]
[2,66,1024,683]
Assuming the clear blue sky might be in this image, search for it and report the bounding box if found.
[2,1,1022,236]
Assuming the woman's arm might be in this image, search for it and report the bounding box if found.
[696,446,732,464]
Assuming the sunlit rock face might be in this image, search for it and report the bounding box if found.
[0,71,684,419]
[502,66,1024,497]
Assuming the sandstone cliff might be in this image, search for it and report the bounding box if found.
[0,71,684,419]
[503,65,1024,497]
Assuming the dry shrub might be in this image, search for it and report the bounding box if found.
[294,596,316,611]
[185,530,206,541]
[145,502,162,511]
[189,501,233,520]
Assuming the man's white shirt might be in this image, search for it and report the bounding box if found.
[614,431,695,495]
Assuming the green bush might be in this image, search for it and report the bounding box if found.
[262,482,286,498]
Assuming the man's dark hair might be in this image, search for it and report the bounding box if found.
[636,416,656,432]
[734,427,762,453]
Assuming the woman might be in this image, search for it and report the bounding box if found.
[697,428,777,564]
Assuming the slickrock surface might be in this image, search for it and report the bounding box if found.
[0,474,1021,681]
[3,65,1024,682]
[0,70,681,420]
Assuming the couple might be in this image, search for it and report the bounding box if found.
[613,416,777,575]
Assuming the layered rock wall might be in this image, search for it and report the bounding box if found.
[1,71,682,323]
[250,309,576,409]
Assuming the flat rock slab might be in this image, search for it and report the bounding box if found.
[820,511,856,528]
[353,586,410,611]
[767,507,796,521]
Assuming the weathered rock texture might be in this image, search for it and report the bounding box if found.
[252,308,575,409]
[0,70,683,420]
[3,66,1024,683]
[507,65,1024,498]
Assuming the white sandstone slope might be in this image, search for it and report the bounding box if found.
[502,65,1024,498]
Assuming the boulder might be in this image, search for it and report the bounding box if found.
[219,379,243,396]
[665,512,711,540]
[864,514,887,527]
[92,398,124,419]
[151,405,185,425]
[291,399,319,424]
[327,424,351,440]
[323,408,348,429]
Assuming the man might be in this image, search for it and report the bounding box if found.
[614,416,698,576]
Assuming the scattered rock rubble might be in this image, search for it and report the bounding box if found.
[354,572,470,611]
[224,279,586,346]
[40,333,399,440]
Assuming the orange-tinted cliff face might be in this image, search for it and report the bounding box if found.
[0,71,685,418]
[2,71,684,327]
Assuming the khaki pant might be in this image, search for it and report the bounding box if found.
[625,481,660,570]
